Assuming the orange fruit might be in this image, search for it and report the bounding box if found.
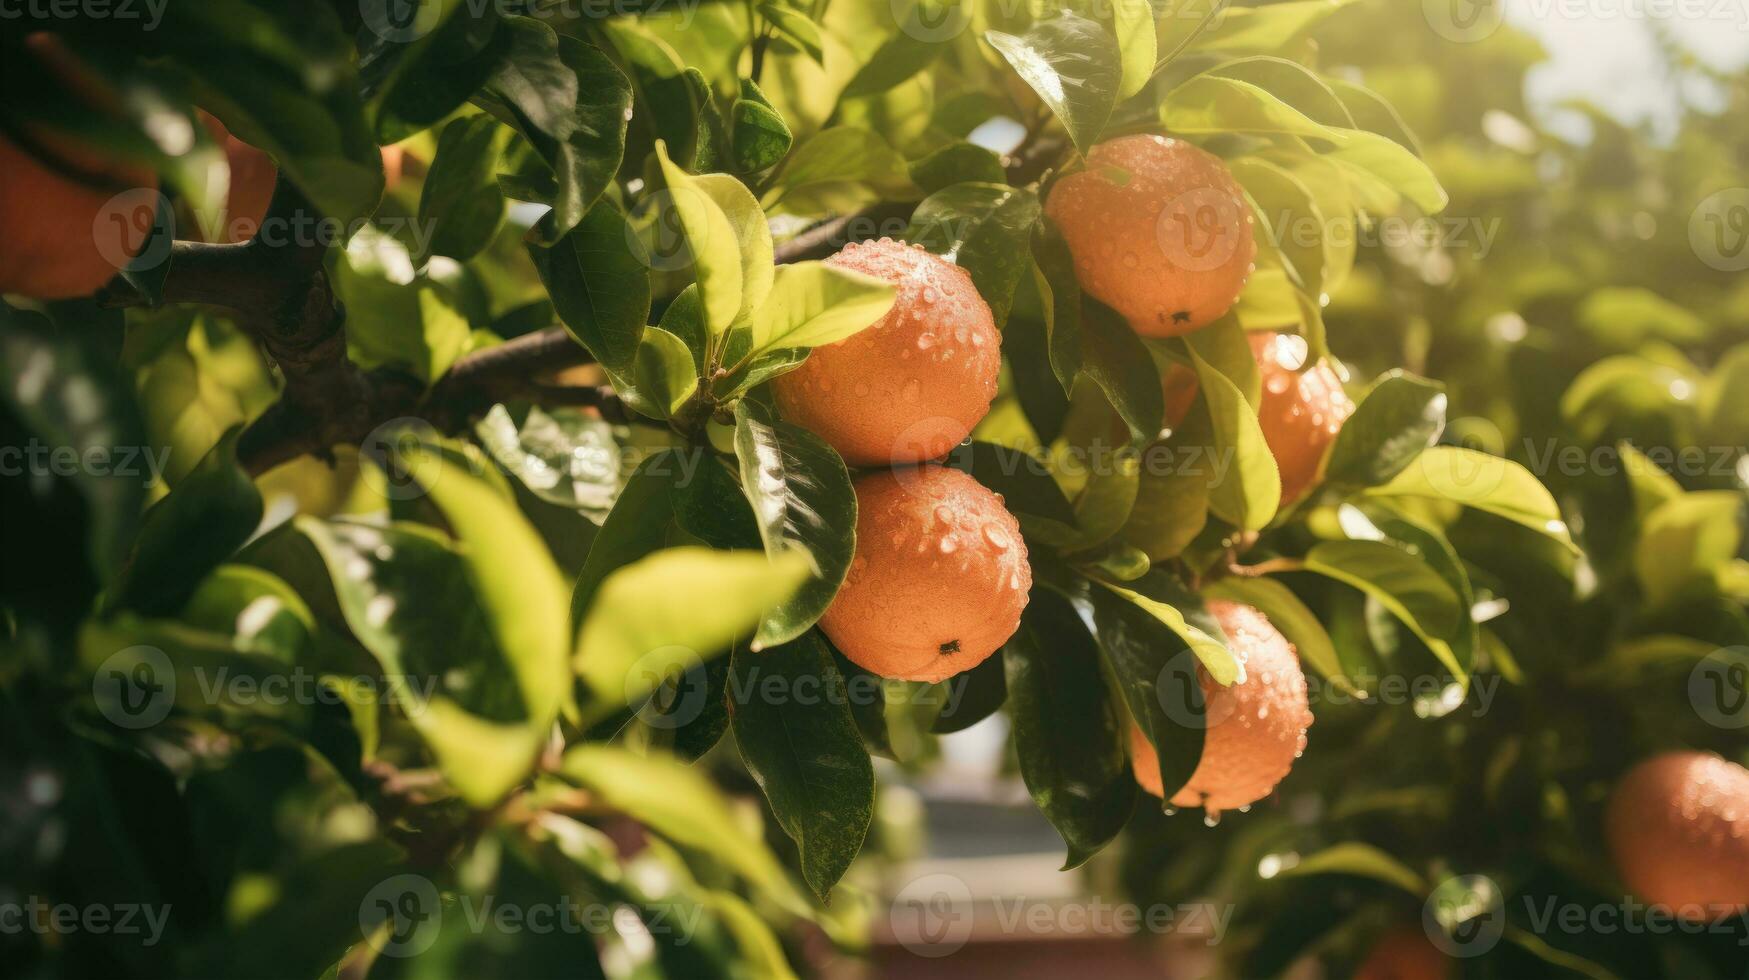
[820,466,1029,683]
[772,238,1000,466]
[0,34,159,300]
[1159,331,1354,505]
[1129,600,1312,814]
[1605,751,1749,921]
[197,111,277,244]
[1354,925,1451,980]
[1045,134,1256,336]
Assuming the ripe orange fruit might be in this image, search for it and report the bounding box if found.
[1605,751,1749,921]
[0,34,159,300]
[1354,925,1451,980]
[1045,134,1256,336]
[772,238,1000,466]
[1160,331,1354,505]
[1129,600,1312,814]
[820,465,1029,683]
[197,111,277,243]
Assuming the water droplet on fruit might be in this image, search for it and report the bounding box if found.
[933,505,954,525]
[1122,252,1140,269]
[1163,807,1178,817]
[854,382,870,397]
[939,536,958,554]
[1203,810,1222,828]
[917,333,937,351]
[902,379,921,403]
[982,525,1010,551]
[1266,374,1290,395]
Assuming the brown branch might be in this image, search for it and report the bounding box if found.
[112,133,1073,475]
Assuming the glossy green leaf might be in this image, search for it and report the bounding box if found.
[1205,575,1352,693]
[1364,447,1573,547]
[909,142,1006,195]
[1184,341,1281,530]
[1325,371,1447,488]
[417,114,507,264]
[1078,302,1166,446]
[906,182,1041,326]
[986,13,1122,154]
[1088,583,1205,806]
[733,401,857,648]
[750,261,897,353]
[728,631,874,901]
[631,326,701,418]
[528,199,652,377]
[1005,589,1136,868]
[655,143,745,335]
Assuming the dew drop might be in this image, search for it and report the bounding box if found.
[902,379,921,403]
[939,536,958,555]
[1203,810,1222,828]
[1162,807,1178,817]
[854,382,870,397]
[982,524,1011,551]
[1122,252,1140,269]
[916,333,938,351]
[1266,374,1291,395]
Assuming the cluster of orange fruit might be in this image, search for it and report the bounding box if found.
[779,134,1340,819]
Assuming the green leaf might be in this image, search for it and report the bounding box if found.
[1184,340,1280,530]
[560,744,808,912]
[944,441,1078,527]
[1088,583,1205,805]
[750,261,896,354]
[1280,842,1427,895]
[1193,0,1363,54]
[477,18,631,239]
[1162,75,1337,140]
[728,631,875,902]
[1033,219,1083,394]
[1078,302,1165,445]
[730,79,794,174]
[906,182,1042,327]
[733,401,858,648]
[986,13,1122,155]
[417,114,507,264]
[110,429,262,617]
[1123,451,1211,561]
[1322,129,1448,214]
[766,126,916,208]
[574,548,812,720]
[655,142,745,335]
[909,142,1007,195]
[473,406,631,521]
[571,451,684,624]
[930,653,1009,734]
[332,225,473,384]
[1005,589,1136,868]
[757,2,825,64]
[1634,492,1746,608]
[1210,58,1355,129]
[0,303,145,584]
[299,517,547,807]
[1304,539,1468,679]
[1231,156,1328,303]
[631,327,701,418]
[1324,372,1447,488]
[693,173,776,328]
[1095,578,1240,685]
[1364,447,1573,547]
[360,0,503,142]
[839,26,943,100]
[528,199,652,377]
[1111,0,1158,101]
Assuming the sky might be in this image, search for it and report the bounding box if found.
[1506,0,1749,140]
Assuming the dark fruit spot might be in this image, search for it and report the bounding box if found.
[1172,311,1192,324]
[938,640,960,655]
